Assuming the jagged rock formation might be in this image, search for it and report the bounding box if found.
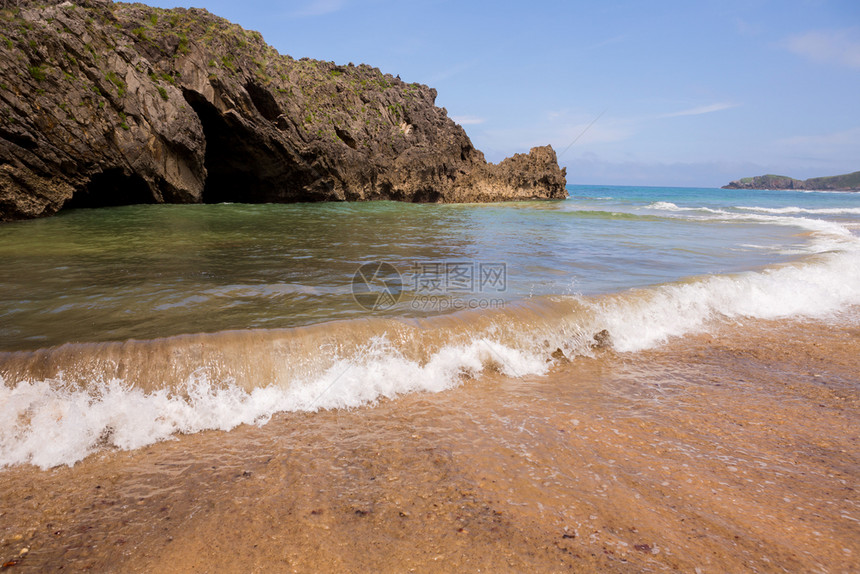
[0,0,567,221]
[723,171,860,192]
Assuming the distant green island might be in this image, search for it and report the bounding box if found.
[723,171,860,192]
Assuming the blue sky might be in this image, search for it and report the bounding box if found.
[149,0,860,187]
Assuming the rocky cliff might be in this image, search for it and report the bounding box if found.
[0,0,567,222]
[723,171,860,192]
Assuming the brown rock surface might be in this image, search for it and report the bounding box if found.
[0,0,567,221]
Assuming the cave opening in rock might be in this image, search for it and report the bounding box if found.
[63,169,155,210]
[183,88,294,204]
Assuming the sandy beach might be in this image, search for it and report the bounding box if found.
[1,1,858,572]
[1,312,857,573]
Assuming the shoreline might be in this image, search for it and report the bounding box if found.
[1,312,857,572]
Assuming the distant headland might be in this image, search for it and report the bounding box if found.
[0,0,566,222]
[722,171,860,192]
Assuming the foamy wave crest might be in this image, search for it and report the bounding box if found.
[649,202,860,230]
[646,202,727,215]
[687,209,857,253]
[736,206,860,215]
[592,249,860,352]
[0,337,549,469]
[647,201,683,211]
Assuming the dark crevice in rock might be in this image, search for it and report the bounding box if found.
[63,169,155,210]
[460,144,472,162]
[0,130,38,151]
[245,82,281,123]
[410,188,442,203]
[335,127,357,149]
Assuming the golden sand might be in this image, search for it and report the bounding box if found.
[1,315,858,572]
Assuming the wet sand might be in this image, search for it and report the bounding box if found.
[1,314,858,573]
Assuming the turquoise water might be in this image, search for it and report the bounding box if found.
[0,185,857,351]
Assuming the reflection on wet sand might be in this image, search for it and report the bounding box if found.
[0,314,857,573]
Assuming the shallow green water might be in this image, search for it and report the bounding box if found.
[0,186,847,350]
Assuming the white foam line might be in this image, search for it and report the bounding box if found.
[736,206,860,216]
[593,249,860,353]
[647,202,858,254]
[0,338,549,469]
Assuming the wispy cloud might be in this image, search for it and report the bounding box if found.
[659,102,740,118]
[451,115,485,126]
[784,28,860,69]
[292,0,347,18]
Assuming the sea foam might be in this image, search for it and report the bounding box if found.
[737,206,860,215]
[593,249,860,352]
[0,338,550,468]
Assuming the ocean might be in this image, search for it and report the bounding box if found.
[1,185,859,466]
[1,185,858,571]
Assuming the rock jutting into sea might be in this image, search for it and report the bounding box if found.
[722,171,860,192]
[0,0,567,222]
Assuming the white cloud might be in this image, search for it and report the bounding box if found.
[659,102,740,118]
[784,28,860,69]
[292,0,347,17]
[451,115,485,126]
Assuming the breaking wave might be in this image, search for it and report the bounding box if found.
[736,206,860,216]
[3,203,860,469]
[3,244,860,468]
